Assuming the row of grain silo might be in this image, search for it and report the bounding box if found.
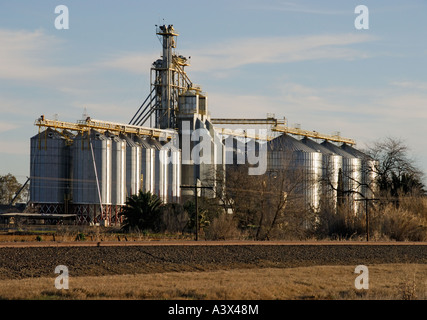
[264,134,377,215]
[29,128,181,224]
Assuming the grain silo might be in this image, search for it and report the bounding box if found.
[341,143,378,200]
[30,128,72,213]
[133,136,155,195]
[121,134,141,197]
[321,141,363,214]
[300,137,343,208]
[145,137,166,202]
[108,133,126,207]
[267,134,323,211]
[72,130,112,223]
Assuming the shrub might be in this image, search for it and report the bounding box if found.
[204,214,241,240]
[120,191,163,233]
[75,232,86,241]
[380,204,427,241]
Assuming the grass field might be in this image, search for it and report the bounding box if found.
[0,263,425,300]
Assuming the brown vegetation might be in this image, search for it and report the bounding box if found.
[0,264,425,300]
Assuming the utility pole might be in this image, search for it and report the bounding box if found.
[180,179,213,241]
[356,198,379,242]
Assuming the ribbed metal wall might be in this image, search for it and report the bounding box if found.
[72,130,112,206]
[30,128,71,204]
[145,137,163,200]
[321,141,362,214]
[267,134,323,210]
[166,144,181,203]
[300,137,343,207]
[109,133,126,206]
[341,144,378,200]
[122,134,141,197]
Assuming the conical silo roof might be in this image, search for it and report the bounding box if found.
[268,134,316,152]
[301,137,338,155]
[341,143,371,159]
[120,133,138,147]
[321,140,355,158]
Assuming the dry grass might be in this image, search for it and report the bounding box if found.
[0,264,425,300]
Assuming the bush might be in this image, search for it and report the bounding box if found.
[204,214,241,240]
[315,202,365,240]
[160,203,189,233]
[120,191,163,233]
[379,204,427,241]
[75,232,86,241]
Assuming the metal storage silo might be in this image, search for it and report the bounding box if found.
[30,128,72,211]
[321,141,362,214]
[164,143,181,203]
[121,134,141,197]
[301,137,343,207]
[341,144,378,200]
[134,136,156,195]
[72,130,112,207]
[156,141,181,203]
[145,137,164,200]
[159,146,169,203]
[108,133,126,206]
[267,134,323,211]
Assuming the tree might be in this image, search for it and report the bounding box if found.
[365,137,425,198]
[120,190,163,233]
[0,173,26,205]
[210,159,310,240]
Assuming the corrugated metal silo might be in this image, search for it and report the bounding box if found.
[108,133,126,206]
[158,142,181,203]
[167,143,181,203]
[301,137,343,206]
[321,141,362,214]
[145,137,165,201]
[72,130,112,206]
[341,144,378,200]
[267,134,323,211]
[121,134,141,197]
[30,128,71,207]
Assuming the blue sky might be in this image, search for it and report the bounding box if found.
[0,0,426,184]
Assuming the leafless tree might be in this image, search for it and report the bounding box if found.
[364,137,425,199]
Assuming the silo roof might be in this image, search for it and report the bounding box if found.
[31,127,65,140]
[301,137,338,155]
[120,133,138,147]
[268,134,318,153]
[145,137,163,150]
[321,140,355,158]
[341,143,371,159]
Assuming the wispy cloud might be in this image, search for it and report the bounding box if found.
[96,51,157,75]
[0,140,29,156]
[90,33,376,78]
[391,81,427,91]
[189,33,376,73]
[250,0,350,15]
[0,29,86,82]
[0,122,19,133]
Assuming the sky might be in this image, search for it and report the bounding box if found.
[0,0,426,185]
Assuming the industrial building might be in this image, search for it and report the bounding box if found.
[29,25,376,225]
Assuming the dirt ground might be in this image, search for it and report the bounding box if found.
[0,242,426,280]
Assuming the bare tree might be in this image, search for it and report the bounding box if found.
[365,137,425,199]
[209,156,311,240]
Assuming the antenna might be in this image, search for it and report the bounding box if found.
[82,107,88,120]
